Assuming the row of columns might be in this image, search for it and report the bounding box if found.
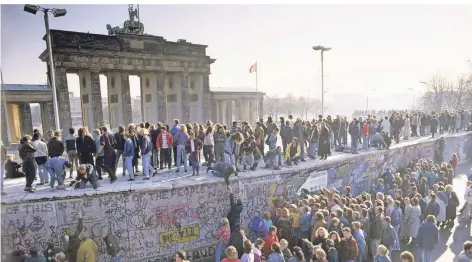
[52,67,211,132]
[213,99,263,127]
[0,102,55,144]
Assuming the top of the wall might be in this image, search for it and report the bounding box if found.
[1,132,471,205]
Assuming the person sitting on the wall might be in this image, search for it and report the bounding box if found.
[5,154,25,179]
[68,164,99,190]
[227,186,244,232]
[207,161,237,187]
[46,156,72,191]
[285,137,301,166]
[264,146,282,170]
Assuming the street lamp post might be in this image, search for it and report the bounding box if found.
[408,87,416,109]
[24,4,67,130]
[366,89,377,111]
[312,45,331,118]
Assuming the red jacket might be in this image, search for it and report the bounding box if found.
[156,131,174,149]
[361,124,369,136]
[263,235,279,256]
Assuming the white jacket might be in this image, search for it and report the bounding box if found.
[465,186,472,205]
[32,139,48,158]
[381,120,391,134]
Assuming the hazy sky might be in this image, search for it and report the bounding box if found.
[2,4,472,114]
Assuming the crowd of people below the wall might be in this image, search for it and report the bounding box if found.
[4,156,472,262]
[1,107,472,194]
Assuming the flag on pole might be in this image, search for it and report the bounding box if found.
[249,62,257,73]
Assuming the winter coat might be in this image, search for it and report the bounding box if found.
[425,199,440,219]
[280,125,293,143]
[46,157,69,176]
[404,117,411,137]
[446,191,459,220]
[326,247,339,262]
[268,252,284,262]
[19,142,36,164]
[458,251,472,262]
[430,118,439,133]
[47,136,64,158]
[76,135,95,156]
[268,133,278,151]
[228,231,245,259]
[318,127,330,156]
[140,135,153,155]
[340,236,358,261]
[380,120,390,134]
[254,126,265,146]
[123,139,135,158]
[76,239,98,262]
[293,123,304,141]
[266,122,276,136]
[114,132,125,151]
[227,193,243,231]
[401,204,421,238]
[370,214,382,239]
[416,221,439,250]
[380,224,396,247]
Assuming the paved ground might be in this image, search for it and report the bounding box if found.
[3,131,461,204]
[390,163,472,262]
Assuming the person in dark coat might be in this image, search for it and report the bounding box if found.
[227,223,245,259]
[64,210,84,262]
[227,187,243,232]
[280,121,293,154]
[47,130,64,158]
[445,185,459,227]
[114,125,126,174]
[416,215,439,262]
[430,115,439,138]
[76,128,95,165]
[18,136,37,192]
[5,155,25,178]
[100,126,117,183]
[318,122,331,160]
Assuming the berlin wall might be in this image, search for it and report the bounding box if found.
[2,133,472,262]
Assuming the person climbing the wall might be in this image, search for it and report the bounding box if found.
[207,161,237,187]
[227,186,244,232]
[64,210,84,262]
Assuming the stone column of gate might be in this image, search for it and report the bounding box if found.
[218,100,226,125]
[55,67,72,131]
[121,72,133,125]
[236,100,243,122]
[202,73,211,122]
[226,100,233,127]
[156,71,167,124]
[180,71,190,123]
[40,102,56,133]
[242,100,250,123]
[18,103,33,136]
[90,69,104,129]
[248,100,255,126]
[1,93,10,145]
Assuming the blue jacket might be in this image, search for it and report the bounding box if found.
[268,133,278,150]
[140,136,153,155]
[374,255,392,262]
[299,212,311,231]
[373,183,385,195]
[353,229,366,251]
[123,139,135,158]
[94,136,103,156]
[416,221,439,250]
[170,125,180,136]
[268,252,284,262]
[46,157,69,176]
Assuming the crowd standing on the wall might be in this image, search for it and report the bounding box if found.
[1,108,472,262]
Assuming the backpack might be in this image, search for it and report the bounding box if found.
[391,207,402,226]
[250,216,267,236]
[103,223,120,257]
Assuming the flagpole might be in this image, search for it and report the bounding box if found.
[256,61,259,120]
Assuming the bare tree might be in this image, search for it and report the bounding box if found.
[421,75,451,112]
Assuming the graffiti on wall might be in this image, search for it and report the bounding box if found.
[2,133,471,261]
